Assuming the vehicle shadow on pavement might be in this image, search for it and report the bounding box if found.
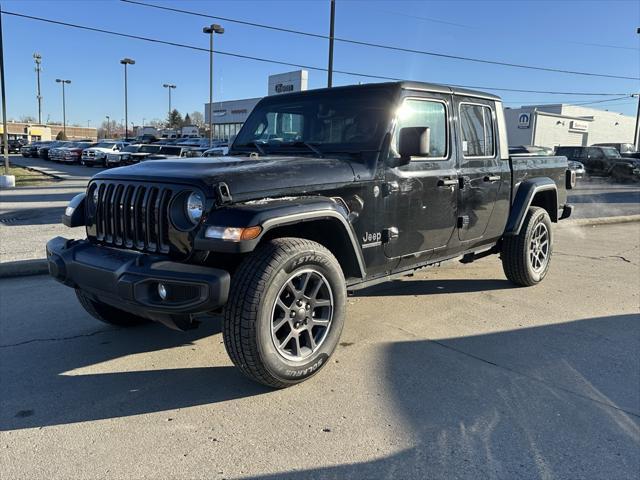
[354,278,514,297]
[1,318,269,431]
[0,192,80,203]
[253,314,640,479]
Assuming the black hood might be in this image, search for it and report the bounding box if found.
[93,155,357,200]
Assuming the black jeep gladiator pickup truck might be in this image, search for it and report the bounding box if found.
[47,82,574,387]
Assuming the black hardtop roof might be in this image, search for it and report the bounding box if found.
[259,81,502,102]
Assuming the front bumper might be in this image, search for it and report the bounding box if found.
[46,237,230,330]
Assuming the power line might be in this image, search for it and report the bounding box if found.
[0,10,634,98]
[372,8,640,52]
[121,0,640,81]
[503,96,633,107]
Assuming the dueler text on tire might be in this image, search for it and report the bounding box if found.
[75,289,149,326]
[501,206,553,287]
[223,238,346,388]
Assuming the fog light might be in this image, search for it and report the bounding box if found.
[158,283,168,300]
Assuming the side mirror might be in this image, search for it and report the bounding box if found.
[395,127,430,166]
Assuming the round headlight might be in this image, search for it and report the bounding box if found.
[186,192,204,224]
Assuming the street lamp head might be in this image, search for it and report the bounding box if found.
[163,83,176,89]
[56,79,71,84]
[203,24,224,34]
[120,58,136,65]
[33,52,41,62]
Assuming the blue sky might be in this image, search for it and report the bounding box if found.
[2,0,639,127]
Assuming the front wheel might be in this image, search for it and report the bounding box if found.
[501,206,553,287]
[223,238,346,388]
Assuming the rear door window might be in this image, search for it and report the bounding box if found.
[459,104,495,157]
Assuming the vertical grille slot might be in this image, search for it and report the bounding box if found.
[92,181,176,254]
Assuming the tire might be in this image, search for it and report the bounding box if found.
[75,289,149,326]
[223,238,346,388]
[501,206,553,287]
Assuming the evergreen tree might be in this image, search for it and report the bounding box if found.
[56,131,67,141]
[184,113,191,125]
[167,109,183,129]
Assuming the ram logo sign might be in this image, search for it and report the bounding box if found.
[518,113,530,129]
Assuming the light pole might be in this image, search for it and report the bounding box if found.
[55,78,71,138]
[1,8,9,177]
[634,28,640,150]
[163,83,176,127]
[327,0,335,88]
[33,53,42,124]
[106,115,110,138]
[203,24,224,147]
[120,58,135,139]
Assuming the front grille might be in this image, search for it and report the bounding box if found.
[93,182,174,253]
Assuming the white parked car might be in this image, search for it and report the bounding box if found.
[81,141,129,166]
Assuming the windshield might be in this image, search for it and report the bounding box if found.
[233,87,394,158]
[138,145,161,153]
[122,145,139,153]
[95,142,116,148]
[602,147,621,158]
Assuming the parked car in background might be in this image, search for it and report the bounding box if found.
[81,141,129,167]
[38,141,67,160]
[21,141,48,157]
[592,143,640,159]
[567,160,586,178]
[2,138,26,154]
[105,144,143,167]
[508,145,554,156]
[202,145,229,157]
[554,145,639,181]
[51,141,96,163]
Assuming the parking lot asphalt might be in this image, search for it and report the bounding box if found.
[1,222,638,479]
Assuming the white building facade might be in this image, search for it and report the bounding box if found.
[205,70,308,141]
[505,104,635,148]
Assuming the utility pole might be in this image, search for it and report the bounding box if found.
[634,28,640,151]
[327,0,335,88]
[33,53,42,124]
[120,58,135,139]
[55,78,71,137]
[203,24,224,147]
[0,4,9,177]
[106,115,110,138]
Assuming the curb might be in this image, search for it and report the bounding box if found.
[0,259,49,279]
[559,214,640,227]
[0,215,637,279]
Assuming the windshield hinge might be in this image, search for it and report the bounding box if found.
[216,182,233,205]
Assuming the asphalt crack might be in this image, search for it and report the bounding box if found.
[0,329,111,348]
[556,251,638,265]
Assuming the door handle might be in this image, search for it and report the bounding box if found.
[483,175,501,182]
[437,178,458,187]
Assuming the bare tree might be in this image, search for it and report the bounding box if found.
[190,111,204,128]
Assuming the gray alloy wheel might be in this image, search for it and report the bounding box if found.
[501,206,553,287]
[528,222,550,274]
[270,269,334,362]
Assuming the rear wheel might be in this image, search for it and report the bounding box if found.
[76,290,149,326]
[223,238,346,388]
[501,206,553,287]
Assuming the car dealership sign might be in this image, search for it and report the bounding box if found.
[518,113,530,129]
[268,70,308,96]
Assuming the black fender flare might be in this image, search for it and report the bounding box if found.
[194,196,366,279]
[504,178,558,236]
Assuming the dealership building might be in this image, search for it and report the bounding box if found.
[204,70,308,141]
[505,104,636,148]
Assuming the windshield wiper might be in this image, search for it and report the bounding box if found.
[283,141,324,158]
[235,140,266,156]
